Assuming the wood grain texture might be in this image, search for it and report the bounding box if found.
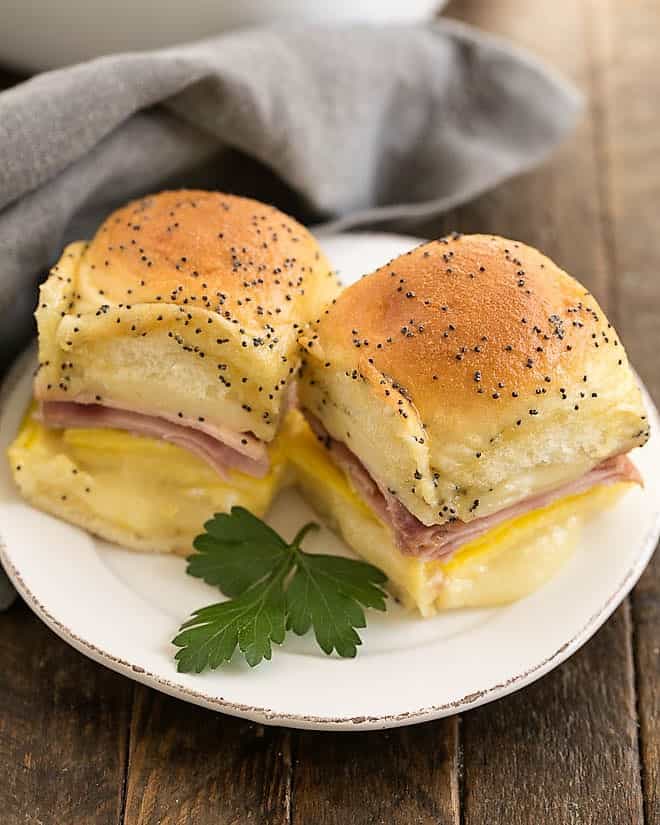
[462,605,643,825]
[588,0,660,820]
[0,601,132,825]
[122,686,292,825]
[291,718,460,825]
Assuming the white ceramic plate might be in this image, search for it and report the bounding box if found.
[1,232,659,731]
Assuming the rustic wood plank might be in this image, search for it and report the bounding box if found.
[291,718,460,825]
[0,600,132,825]
[589,0,660,820]
[122,686,292,825]
[462,605,642,824]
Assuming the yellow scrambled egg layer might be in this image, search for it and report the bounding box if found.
[279,412,630,614]
[8,408,630,612]
[8,406,289,554]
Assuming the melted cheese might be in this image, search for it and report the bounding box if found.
[8,406,632,612]
[280,411,632,614]
[8,407,288,554]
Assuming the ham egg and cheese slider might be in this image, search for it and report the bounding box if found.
[8,190,339,553]
[293,234,649,615]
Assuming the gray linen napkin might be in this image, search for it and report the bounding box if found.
[0,20,581,608]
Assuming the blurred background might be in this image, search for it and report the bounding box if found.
[2,0,447,71]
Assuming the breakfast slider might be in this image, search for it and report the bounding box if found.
[9,190,339,553]
[294,234,648,615]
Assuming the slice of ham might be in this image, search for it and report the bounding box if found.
[307,415,641,561]
[40,401,269,479]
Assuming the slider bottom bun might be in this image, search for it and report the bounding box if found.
[8,406,290,556]
[282,412,633,616]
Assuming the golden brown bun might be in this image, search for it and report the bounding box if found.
[299,234,648,526]
[77,190,331,326]
[34,191,340,441]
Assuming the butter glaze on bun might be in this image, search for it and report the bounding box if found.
[34,190,340,441]
[299,234,648,526]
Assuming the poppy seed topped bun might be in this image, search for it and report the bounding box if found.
[299,234,648,527]
[34,190,340,441]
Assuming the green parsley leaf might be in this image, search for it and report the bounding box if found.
[173,507,388,672]
[188,507,288,597]
[173,566,288,671]
[287,554,388,657]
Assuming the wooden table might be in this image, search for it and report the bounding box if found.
[1,1,659,822]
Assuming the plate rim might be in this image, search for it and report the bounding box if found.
[2,233,659,731]
[2,514,657,730]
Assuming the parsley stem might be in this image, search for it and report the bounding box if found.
[290,521,320,550]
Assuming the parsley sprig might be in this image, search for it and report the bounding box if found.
[173,507,388,671]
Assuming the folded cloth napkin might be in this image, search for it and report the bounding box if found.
[0,20,581,608]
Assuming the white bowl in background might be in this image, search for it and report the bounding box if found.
[1,0,444,73]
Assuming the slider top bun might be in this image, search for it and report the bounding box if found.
[35,190,339,442]
[299,234,648,526]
